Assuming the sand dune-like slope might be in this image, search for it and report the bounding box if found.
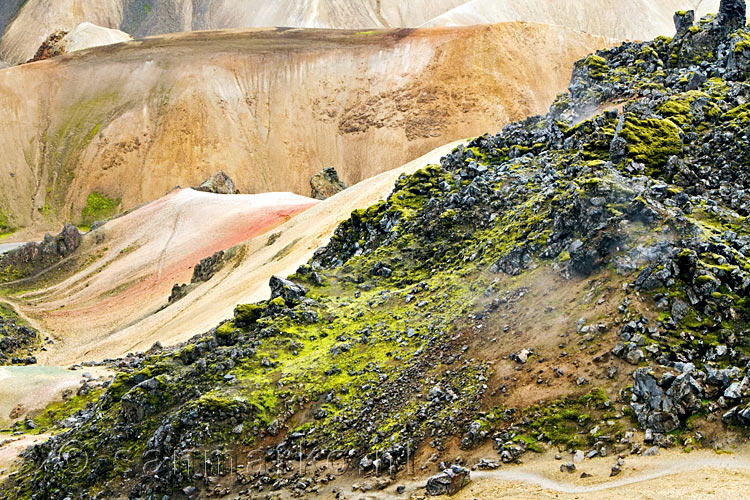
[0,23,611,239]
[24,141,462,365]
[16,189,317,364]
[0,366,108,426]
[420,0,737,39]
[0,0,734,65]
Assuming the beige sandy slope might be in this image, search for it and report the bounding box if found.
[451,449,750,500]
[13,189,317,364]
[420,0,744,39]
[0,365,109,427]
[25,140,463,365]
[0,23,611,239]
[354,447,750,500]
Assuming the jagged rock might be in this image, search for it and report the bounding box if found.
[194,171,236,194]
[674,10,696,37]
[310,166,347,200]
[631,369,676,433]
[722,404,750,425]
[643,446,661,456]
[717,0,747,31]
[359,456,373,471]
[0,223,81,283]
[375,477,391,490]
[475,458,500,470]
[27,30,68,63]
[512,348,533,364]
[0,310,41,365]
[269,276,308,306]
[609,134,628,164]
[57,223,82,257]
[631,368,705,433]
[168,283,189,304]
[610,457,624,477]
[560,462,576,473]
[623,344,645,365]
[169,250,229,303]
[707,367,739,388]
[192,250,226,283]
[724,377,748,399]
[425,465,470,496]
[666,372,704,417]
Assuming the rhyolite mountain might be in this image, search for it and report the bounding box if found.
[0,0,730,65]
[0,23,610,240]
[0,0,732,240]
[2,2,750,500]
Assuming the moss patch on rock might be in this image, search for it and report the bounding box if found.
[619,116,682,174]
[81,192,120,226]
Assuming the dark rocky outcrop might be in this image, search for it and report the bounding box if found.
[193,171,236,195]
[310,166,347,200]
[718,0,747,31]
[168,250,229,303]
[0,223,81,282]
[27,30,68,63]
[674,10,696,37]
[425,466,470,496]
[0,309,40,365]
[630,367,704,434]
[269,276,308,306]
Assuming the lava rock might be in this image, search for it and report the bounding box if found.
[194,170,235,194]
[311,166,347,200]
[269,276,308,306]
[425,465,470,496]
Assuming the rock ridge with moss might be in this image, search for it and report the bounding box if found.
[2,5,750,500]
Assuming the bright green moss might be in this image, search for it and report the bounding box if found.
[478,390,614,451]
[583,55,608,80]
[657,91,709,127]
[0,209,14,239]
[732,31,750,53]
[722,102,750,131]
[234,304,264,326]
[31,388,105,433]
[619,117,682,174]
[268,296,285,307]
[215,322,237,344]
[513,434,542,453]
[81,192,120,225]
